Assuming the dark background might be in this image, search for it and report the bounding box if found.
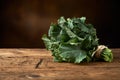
[0,0,119,48]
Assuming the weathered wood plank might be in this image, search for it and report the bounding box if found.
[0,49,120,80]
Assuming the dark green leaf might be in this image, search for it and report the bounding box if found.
[59,44,87,63]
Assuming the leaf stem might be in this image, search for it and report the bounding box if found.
[92,45,107,58]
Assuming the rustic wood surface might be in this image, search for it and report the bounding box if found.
[0,49,120,80]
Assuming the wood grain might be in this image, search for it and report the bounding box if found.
[0,49,120,80]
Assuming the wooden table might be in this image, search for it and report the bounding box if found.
[0,49,120,80]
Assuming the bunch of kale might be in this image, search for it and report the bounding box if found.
[42,17,113,63]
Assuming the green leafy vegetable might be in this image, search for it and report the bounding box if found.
[42,16,113,63]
